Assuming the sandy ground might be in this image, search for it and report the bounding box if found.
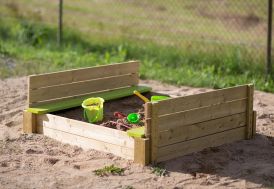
[0,77,274,189]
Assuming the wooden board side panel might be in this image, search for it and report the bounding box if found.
[29,61,139,89]
[37,125,134,160]
[157,127,246,162]
[36,114,134,148]
[159,99,247,130]
[157,85,247,116]
[159,113,246,147]
[29,74,138,103]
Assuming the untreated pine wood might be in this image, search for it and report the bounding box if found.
[37,124,134,160]
[252,111,257,137]
[144,102,152,138]
[150,102,159,164]
[157,127,246,162]
[157,85,247,116]
[29,61,139,90]
[158,99,247,131]
[246,84,254,139]
[36,114,134,148]
[23,110,36,133]
[134,138,150,165]
[159,113,246,147]
[29,73,138,103]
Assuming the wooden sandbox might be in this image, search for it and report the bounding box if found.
[23,61,256,165]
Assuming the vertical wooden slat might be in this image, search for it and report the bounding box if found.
[150,102,159,164]
[23,110,36,133]
[134,138,150,165]
[252,111,257,137]
[246,84,254,139]
[144,102,152,138]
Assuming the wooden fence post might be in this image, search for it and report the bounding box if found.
[23,111,36,133]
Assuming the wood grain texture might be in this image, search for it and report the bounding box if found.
[150,102,159,164]
[158,99,247,131]
[36,114,134,148]
[246,84,254,139]
[144,102,152,138]
[23,110,36,133]
[29,73,138,103]
[29,61,139,89]
[157,85,247,116]
[159,113,246,147]
[37,125,134,160]
[157,127,246,162]
[252,111,257,137]
[134,138,150,165]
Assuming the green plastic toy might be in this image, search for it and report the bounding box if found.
[82,97,104,123]
[127,113,140,124]
[151,95,170,102]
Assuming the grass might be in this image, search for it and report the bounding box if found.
[0,17,274,92]
[93,165,125,177]
[151,166,168,177]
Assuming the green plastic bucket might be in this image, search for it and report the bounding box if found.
[82,97,104,123]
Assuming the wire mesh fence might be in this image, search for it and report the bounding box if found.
[0,0,273,71]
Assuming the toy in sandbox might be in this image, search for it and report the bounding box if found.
[23,61,256,165]
[80,90,170,138]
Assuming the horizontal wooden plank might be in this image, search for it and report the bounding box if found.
[37,125,134,160]
[159,113,246,146]
[157,85,247,116]
[159,99,247,130]
[29,61,139,89]
[28,85,152,114]
[29,73,138,103]
[157,127,246,162]
[36,114,134,148]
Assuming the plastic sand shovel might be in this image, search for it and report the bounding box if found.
[82,97,104,123]
[127,113,140,124]
[133,90,150,103]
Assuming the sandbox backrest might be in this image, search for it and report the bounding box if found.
[28,61,139,107]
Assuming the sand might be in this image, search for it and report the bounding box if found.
[0,77,274,189]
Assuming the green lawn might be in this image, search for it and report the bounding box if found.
[0,0,273,92]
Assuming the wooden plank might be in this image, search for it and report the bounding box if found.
[157,127,246,162]
[37,125,134,160]
[36,114,134,148]
[246,84,254,139]
[157,85,247,116]
[150,102,159,164]
[144,102,152,138]
[134,138,150,165]
[29,73,138,103]
[159,99,247,130]
[29,61,139,89]
[23,110,36,133]
[159,113,246,147]
[252,111,257,137]
[27,85,152,114]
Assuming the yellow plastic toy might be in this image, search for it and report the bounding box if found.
[82,97,104,123]
[133,90,150,103]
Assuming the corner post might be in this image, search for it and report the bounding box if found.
[23,110,36,133]
[134,138,150,165]
[246,84,254,139]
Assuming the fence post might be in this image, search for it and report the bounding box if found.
[57,0,63,46]
[266,0,273,77]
